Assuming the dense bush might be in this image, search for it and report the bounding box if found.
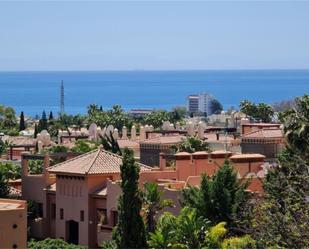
[28,238,85,249]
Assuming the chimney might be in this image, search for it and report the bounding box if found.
[21,152,30,178]
[159,153,166,171]
[175,152,192,181]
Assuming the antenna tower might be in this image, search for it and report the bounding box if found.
[60,80,65,114]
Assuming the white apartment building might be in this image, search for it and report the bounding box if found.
[187,93,213,116]
[198,93,213,115]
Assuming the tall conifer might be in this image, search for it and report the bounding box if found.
[38,110,48,132]
[114,148,148,249]
[19,111,26,131]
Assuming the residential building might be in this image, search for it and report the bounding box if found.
[187,93,214,116]
[240,122,281,135]
[241,128,285,162]
[0,199,27,249]
[21,147,267,247]
[140,135,184,166]
[197,93,214,115]
[187,95,199,113]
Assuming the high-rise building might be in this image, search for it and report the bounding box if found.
[187,95,199,113]
[187,93,213,115]
[198,93,213,116]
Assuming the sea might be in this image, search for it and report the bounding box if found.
[0,70,308,117]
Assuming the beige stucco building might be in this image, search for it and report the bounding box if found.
[0,199,27,249]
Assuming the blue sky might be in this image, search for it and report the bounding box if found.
[0,1,308,71]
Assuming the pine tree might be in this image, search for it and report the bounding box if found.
[253,94,309,248]
[19,111,26,131]
[253,149,309,248]
[114,148,148,249]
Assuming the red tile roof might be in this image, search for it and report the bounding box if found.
[242,128,283,139]
[142,135,184,145]
[48,148,152,175]
[3,135,36,146]
[242,123,281,127]
[117,139,140,148]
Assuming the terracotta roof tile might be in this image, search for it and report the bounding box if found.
[117,139,140,148]
[3,136,36,146]
[242,128,283,139]
[48,148,151,175]
[142,135,184,145]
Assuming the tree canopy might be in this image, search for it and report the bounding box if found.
[182,160,250,231]
[279,94,309,157]
[172,136,211,153]
[252,94,309,248]
[240,100,274,123]
[210,99,223,115]
[28,238,85,249]
[0,104,18,134]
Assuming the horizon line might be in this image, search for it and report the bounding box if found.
[1,68,309,73]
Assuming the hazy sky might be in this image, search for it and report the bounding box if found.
[0,1,308,71]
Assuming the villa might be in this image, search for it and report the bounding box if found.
[21,147,266,248]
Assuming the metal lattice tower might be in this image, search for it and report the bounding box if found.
[60,80,65,114]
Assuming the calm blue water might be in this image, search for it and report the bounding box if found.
[0,70,308,117]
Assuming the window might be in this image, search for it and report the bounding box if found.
[97,209,108,225]
[112,211,118,226]
[13,244,17,249]
[51,204,56,219]
[60,208,64,220]
[38,203,43,218]
[80,210,84,222]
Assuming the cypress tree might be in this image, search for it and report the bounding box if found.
[38,110,48,132]
[19,111,26,131]
[114,148,148,249]
[49,111,54,120]
[34,123,38,138]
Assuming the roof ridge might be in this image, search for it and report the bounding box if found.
[48,147,153,174]
[100,148,153,169]
[86,147,102,174]
[47,148,99,170]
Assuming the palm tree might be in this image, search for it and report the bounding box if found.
[148,208,209,249]
[279,94,309,157]
[143,182,173,233]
